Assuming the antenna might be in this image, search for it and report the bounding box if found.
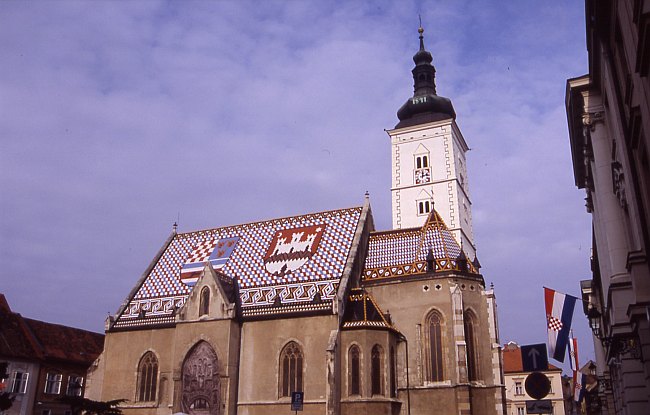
[419,14,422,29]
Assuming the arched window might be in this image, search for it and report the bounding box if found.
[371,344,384,396]
[199,286,210,316]
[426,310,444,381]
[280,341,303,397]
[464,310,480,381]
[349,345,361,396]
[137,352,158,402]
[389,346,397,397]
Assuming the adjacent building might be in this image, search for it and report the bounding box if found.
[566,1,650,414]
[0,294,104,415]
[88,28,506,415]
[502,342,565,415]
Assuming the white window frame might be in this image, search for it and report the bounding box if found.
[11,371,29,394]
[516,406,525,415]
[417,200,431,216]
[44,372,63,394]
[514,380,523,395]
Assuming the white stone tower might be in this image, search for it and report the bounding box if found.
[388,27,476,261]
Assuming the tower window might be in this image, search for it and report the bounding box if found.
[414,154,431,184]
[417,200,431,216]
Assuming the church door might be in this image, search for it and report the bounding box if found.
[181,341,220,415]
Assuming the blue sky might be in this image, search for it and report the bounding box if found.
[0,0,592,370]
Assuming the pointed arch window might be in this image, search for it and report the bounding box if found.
[464,310,480,381]
[371,344,384,396]
[280,341,303,397]
[199,286,210,316]
[348,345,361,396]
[425,310,444,382]
[137,352,158,402]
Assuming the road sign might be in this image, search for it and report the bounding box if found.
[526,399,553,414]
[291,391,304,411]
[525,372,551,400]
[521,343,549,372]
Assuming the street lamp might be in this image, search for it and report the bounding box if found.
[587,306,602,338]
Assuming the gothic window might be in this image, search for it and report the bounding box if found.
[199,286,210,316]
[280,341,303,397]
[348,345,361,396]
[389,346,397,398]
[44,373,62,394]
[371,344,384,396]
[425,310,444,382]
[464,310,480,381]
[181,341,220,414]
[137,352,158,402]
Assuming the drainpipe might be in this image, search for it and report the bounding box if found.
[397,333,411,415]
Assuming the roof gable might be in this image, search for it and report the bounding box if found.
[363,209,478,282]
[113,206,366,329]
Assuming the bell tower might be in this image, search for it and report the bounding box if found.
[387,26,476,261]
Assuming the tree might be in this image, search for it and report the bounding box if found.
[58,396,126,415]
[0,362,15,411]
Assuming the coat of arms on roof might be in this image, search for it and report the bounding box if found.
[180,236,240,286]
[264,224,326,277]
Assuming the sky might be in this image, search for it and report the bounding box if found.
[0,0,592,371]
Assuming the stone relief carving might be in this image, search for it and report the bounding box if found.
[181,341,220,415]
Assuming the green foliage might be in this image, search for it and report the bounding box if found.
[58,396,126,415]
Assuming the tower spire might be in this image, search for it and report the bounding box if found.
[395,24,455,128]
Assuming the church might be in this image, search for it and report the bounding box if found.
[86,27,506,415]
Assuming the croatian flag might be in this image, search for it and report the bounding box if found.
[568,336,580,401]
[544,287,577,362]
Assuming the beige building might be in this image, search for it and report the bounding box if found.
[87,28,506,415]
[502,342,565,415]
[566,1,650,415]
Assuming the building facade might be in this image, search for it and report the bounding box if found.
[0,294,104,415]
[565,1,650,415]
[88,29,506,415]
[502,342,565,415]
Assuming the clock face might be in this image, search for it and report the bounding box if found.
[415,168,431,184]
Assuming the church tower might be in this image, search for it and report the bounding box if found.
[388,27,476,261]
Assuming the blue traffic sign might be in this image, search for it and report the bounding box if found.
[291,391,304,411]
[521,343,549,372]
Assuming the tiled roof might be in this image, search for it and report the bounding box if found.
[342,288,396,331]
[0,294,103,365]
[363,210,477,281]
[502,343,560,373]
[113,207,364,328]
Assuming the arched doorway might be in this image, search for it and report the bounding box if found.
[181,341,220,415]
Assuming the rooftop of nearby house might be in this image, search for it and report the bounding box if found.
[0,294,103,365]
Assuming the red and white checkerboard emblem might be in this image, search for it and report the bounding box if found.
[547,314,563,331]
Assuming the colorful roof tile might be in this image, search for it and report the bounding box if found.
[342,288,397,331]
[363,210,477,281]
[113,207,364,328]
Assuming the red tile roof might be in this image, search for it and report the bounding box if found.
[503,343,560,373]
[0,294,103,365]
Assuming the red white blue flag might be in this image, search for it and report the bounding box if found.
[544,287,577,362]
[568,336,580,401]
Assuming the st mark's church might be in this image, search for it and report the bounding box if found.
[87,28,507,415]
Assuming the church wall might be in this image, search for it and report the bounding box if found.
[364,274,499,415]
[236,314,338,415]
[100,317,239,415]
[339,329,400,415]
